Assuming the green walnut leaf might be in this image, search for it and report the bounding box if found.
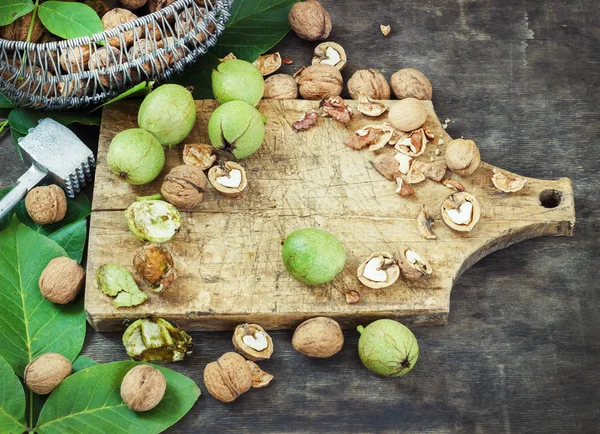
[48,219,88,263]
[172,0,298,98]
[0,217,86,377]
[36,361,201,434]
[0,0,34,26]
[71,355,97,373]
[95,81,154,111]
[8,108,100,136]
[0,92,16,109]
[37,1,104,40]
[0,355,27,433]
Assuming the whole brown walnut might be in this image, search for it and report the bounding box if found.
[119,0,148,10]
[25,353,72,395]
[25,185,67,225]
[292,317,344,358]
[161,164,207,209]
[263,74,298,99]
[39,257,85,304]
[84,0,112,18]
[120,365,166,412]
[102,8,142,47]
[288,0,332,41]
[347,69,390,100]
[0,13,43,42]
[133,243,177,292]
[174,9,215,43]
[128,39,168,76]
[204,352,252,402]
[60,46,91,74]
[295,64,343,100]
[88,46,125,88]
[390,68,433,100]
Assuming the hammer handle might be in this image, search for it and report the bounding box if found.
[0,165,47,221]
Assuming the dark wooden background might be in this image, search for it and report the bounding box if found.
[1,0,599,432]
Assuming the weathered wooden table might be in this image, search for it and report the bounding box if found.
[1,0,598,431]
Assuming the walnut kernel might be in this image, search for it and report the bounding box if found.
[183,144,216,170]
[133,243,177,292]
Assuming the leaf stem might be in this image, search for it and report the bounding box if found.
[26,0,40,43]
[29,389,33,430]
[0,120,8,136]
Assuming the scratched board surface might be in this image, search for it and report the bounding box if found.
[85,99,575,331]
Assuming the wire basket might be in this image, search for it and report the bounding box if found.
[0,0,231,110]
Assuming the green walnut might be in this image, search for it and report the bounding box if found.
[138,84,196,147]
[122,318,193,362]
[208,100,265,159]
[124,199,181,243]
[96,264,147,308]
[357,319,419,377]
[212,59,264,107]
[107,128,165,185]
[282,228,346,285]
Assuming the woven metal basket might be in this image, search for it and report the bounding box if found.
[0,0,231,110]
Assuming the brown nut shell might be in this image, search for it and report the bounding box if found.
[295,64,343,100]
[288,0,332,41]
[133,243,176,292]
[203,352,252,403]
[311,42,347,71]
[441,192,481,232]
[292,317,344,358]
[232,323,273,361]
[182,144,216,170]
[208,162,248,198]
[445,139,481,176]
[388,98,427,132]
[39,257,85,304]
[253,52,282,76]
[357,252,400,289]
[59,46,91,73]
[25,185,67,225]
[118,0,149,10]
[390,68,433,100]
[246,360,274,389]
[88,46,125,88]
[0,13,43,42]
[347,69,391,100]
[263,74,299,99]
[25,353,72,395]
[102,8,142,47]
[161,164,207,209]
[120,365,166,412]
[398,246,433,281]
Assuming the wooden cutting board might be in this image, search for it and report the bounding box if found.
[85,99,575,332]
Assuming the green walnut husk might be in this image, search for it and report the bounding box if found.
[107,128,165,185]
[212,59,265,107]
[124,199,181,243]
[281,228,346,285]
[208,100,265,159]
[122,318,193,362]
[138,84,197,148]
[357,319,419,377]
[96,264,147,308]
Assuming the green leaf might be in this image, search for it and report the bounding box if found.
[36,361,201,434]
[48,219,88,263]
[8,108,100,136]
[95,81,154,111]
[0,355,27,433]
[37,1,104,40]
[0,93,16,109]
[171,0,298,98]
[0,0,34,26]
[0,217,86,377]
[72,356,97,373]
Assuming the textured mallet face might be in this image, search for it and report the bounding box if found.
[18,118,95,198]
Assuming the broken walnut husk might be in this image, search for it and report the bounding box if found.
[133,243,177,292]
[96,264,147,308]
[122,318,193,362]
[125,199,181,243]
[357,252,400,289]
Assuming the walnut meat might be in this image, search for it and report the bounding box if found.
[161,164,207,209]
[39,257,85,304]
[391,68,433,100]
[288,0,332,41]
[295,64,343,100]
[24,353,72,395]
[204,352,252,403]
[120,365,166,412]
[102,8,142,47]
[25,185,67,225]
[347,69,391,100]
[292,317,344,358]
[183,144,216,170]
[263,74,298,99]
[0,13,43,42]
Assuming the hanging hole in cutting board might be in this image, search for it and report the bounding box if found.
[539,189,563,208]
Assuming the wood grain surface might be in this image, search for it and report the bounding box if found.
[86,99,574,331]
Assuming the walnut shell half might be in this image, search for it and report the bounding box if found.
[208,162,248,198]
[357,252,400,289]
[441,192,481,232]
[232,323,273,361]
[398,246,432,281]
[292,317,344,358]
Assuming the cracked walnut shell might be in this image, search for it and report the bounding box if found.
[208,161,248,198]
[357,252,400,289]
[204,352,252,403]
[292,317,344,358]
[347,69,391,100]
[39,257,85,304]
[183,144,216,170]
[288,0,332,41]
[391,68,433,100]
[398,246,432,281]
[232,323,273,361]
[446,139,481,176]
[25,185,67,225]
[295,64,343,100]
[25,353,72,395]
[312,42,346,71]
[441,192,481,232]
[161,164,207,209]
[263,74,298,99]
[247,361,274,388]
